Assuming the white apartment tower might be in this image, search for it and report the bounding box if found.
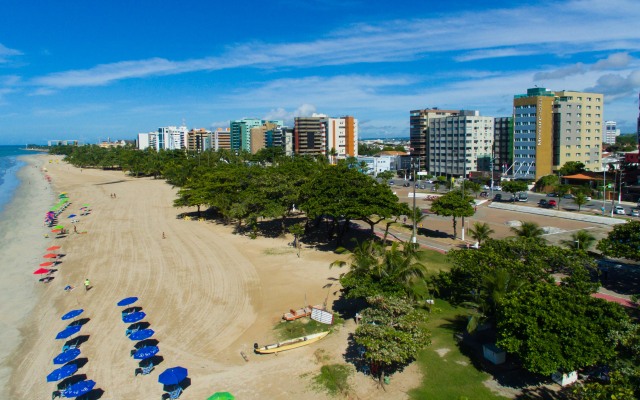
[326,116,358,159]
[157,125,188,150]
[604,121,620,145]
[428,111,494,177]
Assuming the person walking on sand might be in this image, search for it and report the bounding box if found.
[84,278,91,292]
[162,232,166,239]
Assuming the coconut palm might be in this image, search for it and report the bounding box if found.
[467,268,524,333]
[468,222,495,245]
[510,221,546,241]
[560,230,597,251]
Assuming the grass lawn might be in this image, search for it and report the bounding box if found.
[409,301,510,400]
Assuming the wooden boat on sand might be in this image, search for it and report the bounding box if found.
[282,305,313,321]
[254,331,330,354]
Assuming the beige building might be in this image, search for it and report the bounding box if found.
[553,91,604,171]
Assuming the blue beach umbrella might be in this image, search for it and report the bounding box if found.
[133,346,159,360]
[67,214,77,218]
[46,363,78,382]
[128,329,154,341]
[122,311,146,324]
[53,348,81,365]
[61,309,84,321]
[158,366,188,385]
[117,296,138,307]
[55,325,81,340]
[62,379,96,398]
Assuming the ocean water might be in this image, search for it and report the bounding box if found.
[0,146,33,214]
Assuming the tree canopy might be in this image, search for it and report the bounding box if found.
[597,220,640,261]
[429,189,475,238]
[497,283,630,376]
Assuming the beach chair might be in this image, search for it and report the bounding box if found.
[168,386,183,399]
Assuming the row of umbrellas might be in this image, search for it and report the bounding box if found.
[118,297,191,396]
[119,297,160,363]
[47,308,98,398]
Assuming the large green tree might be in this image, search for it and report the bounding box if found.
[300,165,409,246]
[353,296,431,382]
[429,189,475,238]
[597,220,640,261]
[497,283,630,376]
[558,161,587,176]
[501,180,529,198]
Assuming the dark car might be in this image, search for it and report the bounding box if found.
[493,194,502,202]
[403,182,410,187]
[546,192,557,197]
[538,199,548,207]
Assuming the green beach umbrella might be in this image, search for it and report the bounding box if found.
[207,393,235,400]
[54,225,64,229]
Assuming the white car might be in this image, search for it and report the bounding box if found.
[631,209,640,217]
[493,186,502,191]
[614,206,626,215]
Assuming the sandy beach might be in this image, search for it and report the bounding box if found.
[6,155,421,400]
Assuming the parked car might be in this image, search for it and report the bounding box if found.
[538,199,548,207]
[482,185,490,190]
[547,192,557,197]
[493,186,502,191]
[493,194,502,202]
[585,196,592,201]
[517,192,528,202]
[631,209,640,217]
[614,206,626,215]
[419,184,426,189]
[563,194,575,199]
[403,182,411,187]
[548,199,557,207]
[389,180,395,185]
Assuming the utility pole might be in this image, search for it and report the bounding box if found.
[461,178,465,241]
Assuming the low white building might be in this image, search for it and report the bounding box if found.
[357,155,393,175]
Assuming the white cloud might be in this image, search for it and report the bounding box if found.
[534,64,586,80]
[0,43,22,63]
[586,70,640,99]
[592,52,634,70]
[27,0,640,91]
[263,104,317,125]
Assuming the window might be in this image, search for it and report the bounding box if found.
[596,98,601,102]
[566,145,571,149]
[576,153,581,157]
[566,153,571,157]
[596,106,601,110]
[587,97,592,101]
[566,137,571,141]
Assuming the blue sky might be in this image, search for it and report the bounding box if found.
[1,0,639,144]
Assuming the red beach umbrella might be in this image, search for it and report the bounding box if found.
[40,262,55,267]
[33,268,50,275]
[43,253,58,259]
[47,246,61,251]
[51,229,62,233]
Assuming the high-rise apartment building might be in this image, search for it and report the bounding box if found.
[156,125,188,151]
[513,88,604,180]
[410,108,461,171]
[604,121,620,145]
[428,111,494,177]
[294,115,327,156]
[186,128,212,152]
[229,119,283,152]
[213,128,231,150]
[326,116,358,160]
[553,90,603,171]
[494,117,514,174]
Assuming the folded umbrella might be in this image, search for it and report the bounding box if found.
[43,253,58,258]
[158,366,188,385]
[47,245,61,251]
[55,325,81,340]
[62,379,95,398]
[128,329,154,341]
[117,296,138,307]
[61,309,84,320]
[46,363,78,382]
[53,348,81,365]
[40,262,55,267]
[133,346,159,360]
[122,311,146,324]
[33,268,51,275]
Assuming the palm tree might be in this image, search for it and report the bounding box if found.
[467,268,524,333]
[560,230,597,251]
[468,222,495,245]
[510,221,546,241]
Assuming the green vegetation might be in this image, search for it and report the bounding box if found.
[429,189,475,238]
[409,301,509,400]
[275,318,340,340]
[597,220,640,261]
[312,364,354,397]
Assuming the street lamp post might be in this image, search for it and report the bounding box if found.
[411,157,417,245]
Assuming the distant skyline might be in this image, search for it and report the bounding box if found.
[1,0,640,145]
